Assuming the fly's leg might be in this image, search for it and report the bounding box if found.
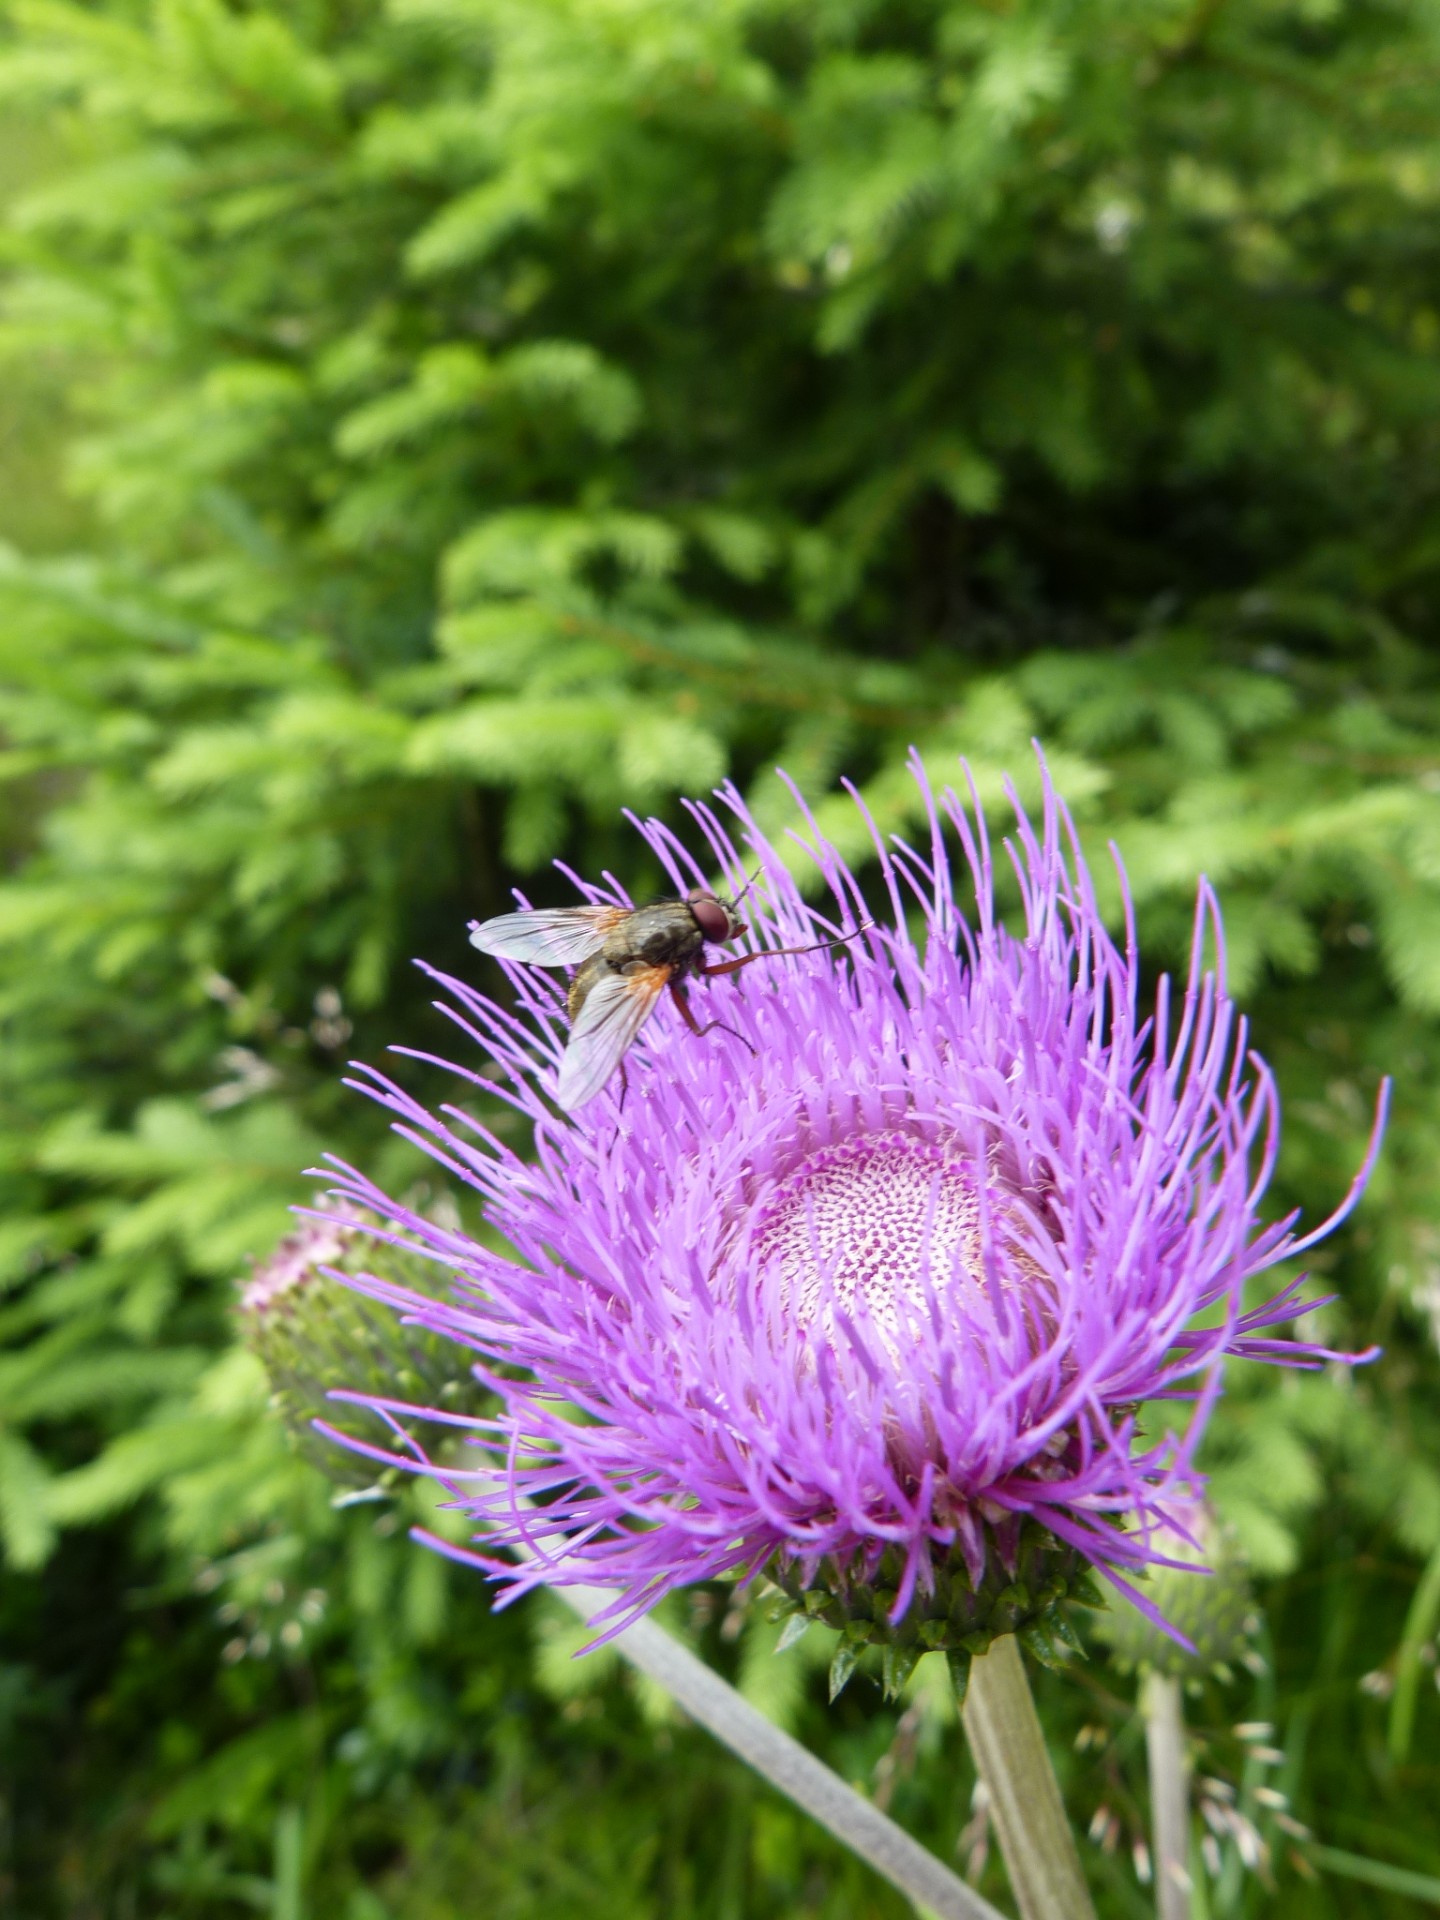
[696,923,871,982]
[669,980,756,1056]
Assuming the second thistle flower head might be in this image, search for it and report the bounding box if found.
[240,1197,483,1483]
[321,753,1384,1672]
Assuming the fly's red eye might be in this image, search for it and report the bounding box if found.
[688,892,733,943]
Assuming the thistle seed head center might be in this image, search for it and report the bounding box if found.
[754,1131,1006,1348]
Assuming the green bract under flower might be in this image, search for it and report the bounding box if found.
[770,1523,1101,1704]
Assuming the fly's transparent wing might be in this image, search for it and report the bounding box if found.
[557,965,668,1110]
[468,904,627,967]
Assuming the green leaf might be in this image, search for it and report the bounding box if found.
[0,1429,55,1569]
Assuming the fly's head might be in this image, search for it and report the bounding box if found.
[686,885,745,945]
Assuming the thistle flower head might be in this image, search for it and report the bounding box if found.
[319,754,1384,1653]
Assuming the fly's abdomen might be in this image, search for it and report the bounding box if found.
[567,953,610,1023]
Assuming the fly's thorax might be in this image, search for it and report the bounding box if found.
[601,900,707,971]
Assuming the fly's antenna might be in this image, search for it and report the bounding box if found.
[727,867,765,911]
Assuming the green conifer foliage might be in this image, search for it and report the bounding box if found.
[3,0,1440,1910]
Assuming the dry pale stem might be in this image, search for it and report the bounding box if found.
[961,1634,1098,1920]
[1143,1670,1193,1920]
[556,1581,1007,1920]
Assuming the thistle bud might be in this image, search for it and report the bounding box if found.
[1094,1499,1254,1680]
[238,1199,483,1485]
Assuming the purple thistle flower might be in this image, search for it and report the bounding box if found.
[317,753,1385,1648]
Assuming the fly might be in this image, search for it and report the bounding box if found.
[469,884,863,1111]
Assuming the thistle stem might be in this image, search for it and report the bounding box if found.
[559,1581,1006,1920]
[960,1634,1097,1920]
[1142,1671,1192,1920]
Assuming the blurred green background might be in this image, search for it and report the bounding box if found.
[2,0,1439,1913]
